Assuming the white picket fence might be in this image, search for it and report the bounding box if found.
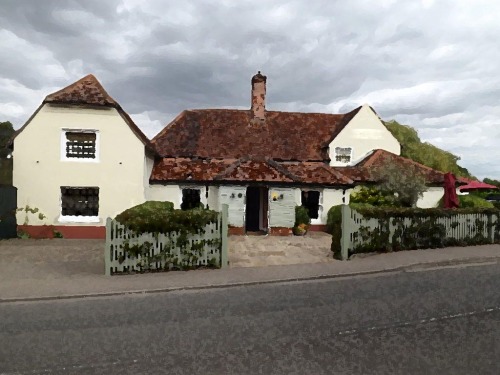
[105,205,228,275]
[339,205,500,260]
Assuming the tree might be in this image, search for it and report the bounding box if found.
[384,120,473,178]
[0,121,14,158]
[371,158,428,208]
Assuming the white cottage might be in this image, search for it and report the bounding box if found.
[12,72,445,238]
[150,72,444,235]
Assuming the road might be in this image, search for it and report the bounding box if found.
[1,262,499,374]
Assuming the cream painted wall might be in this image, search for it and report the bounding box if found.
[147,185,181,208]
[417,187,444,208]
[13,104,148,225]
[207,186,219,211]
[329,104,401,166]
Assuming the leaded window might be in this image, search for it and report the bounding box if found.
[65,132,96,159]
[335,147,352,163]
[61,187,99,216]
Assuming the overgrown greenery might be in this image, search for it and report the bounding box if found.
[370,158,428,207]
[0,121,14,185]
[384,120,472,178]
[326,205,342,259]
[437,194,494,209]
[114,201,221,272]
[350,186,400,207]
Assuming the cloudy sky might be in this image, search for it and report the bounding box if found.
[1,0,499,178]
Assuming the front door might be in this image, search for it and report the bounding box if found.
[245,186,261,232]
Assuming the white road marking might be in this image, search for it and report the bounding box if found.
[335,305,500,336]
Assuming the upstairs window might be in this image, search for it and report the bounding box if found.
[61,187,99,217]
[61,130,99,161]
[335,147,352,163]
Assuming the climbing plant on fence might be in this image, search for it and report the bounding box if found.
[332,205,500,260]
[105,202,228,275]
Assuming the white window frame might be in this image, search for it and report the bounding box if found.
[301,189,323,225]
[334,146,353,164]
[58,186,100,223]
[61,128,100,162]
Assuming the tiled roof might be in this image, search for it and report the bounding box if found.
[151,107,361,161]
[150,157,354,186]
[44,74,117,107]
[342,149,445,185]
[13,74,153,150]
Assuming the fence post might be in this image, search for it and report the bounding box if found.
[105,217,111,276]
[340,204,351,261]
[487,213,495,244]
[220,204,229,268]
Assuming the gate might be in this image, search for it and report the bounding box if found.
[0,185,17,239]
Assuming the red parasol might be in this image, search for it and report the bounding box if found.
[443,172,459,209]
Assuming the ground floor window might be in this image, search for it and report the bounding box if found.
[301,190,321,219]
[61,187,99,216]
[181,188,201,210]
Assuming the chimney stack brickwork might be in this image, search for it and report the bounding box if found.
[251,71,267,121]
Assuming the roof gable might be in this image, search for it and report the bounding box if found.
[152,107,362,162]
[14,75,153,150]
[44,74,117,107]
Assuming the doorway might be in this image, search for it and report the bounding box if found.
[245,186,268,233]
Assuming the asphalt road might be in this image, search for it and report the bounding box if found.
[1,263,499,375]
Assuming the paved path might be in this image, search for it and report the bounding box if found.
[0,237,499,301]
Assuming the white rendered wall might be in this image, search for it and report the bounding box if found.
[329,104,401,166]
[417,187,444,208]
[13,104,147,225]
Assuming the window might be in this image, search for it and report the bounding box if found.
[61,187,99,217]
[335,147,352,163]
[61,130,99,161]
[301,190,321,219]
[181,189,201,210]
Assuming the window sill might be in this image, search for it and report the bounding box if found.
[60,158,100,163]
[58,216,101,224]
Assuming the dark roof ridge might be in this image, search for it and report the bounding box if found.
[44,74,117,106]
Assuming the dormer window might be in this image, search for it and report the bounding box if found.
[334,147,352,163]
[61,129,99,162]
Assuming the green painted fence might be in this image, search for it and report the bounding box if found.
[339,205,500,260]
[105,204,228,275]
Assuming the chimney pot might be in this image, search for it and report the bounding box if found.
[251,71,267,121]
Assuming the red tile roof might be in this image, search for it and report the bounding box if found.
[14,74,153,150]
[44,74,117,107]
[151,107,361,161]
[150,157,355,186]
[342,149,445,185]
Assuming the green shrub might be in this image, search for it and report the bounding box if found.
[294,206,311,227]
[350,186,399,207]
[326,205,343,259]
[115,201,218,234]
[458,194,494,208]
[438,194,494,209]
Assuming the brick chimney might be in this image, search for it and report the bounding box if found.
[251,71,267,121]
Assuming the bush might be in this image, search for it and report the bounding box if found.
[115,201,218,234]
[350,186,399,207]
[294,206,311,227]
[458,195,494,208]
[326,205,342,259]
[438,194,494,209]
